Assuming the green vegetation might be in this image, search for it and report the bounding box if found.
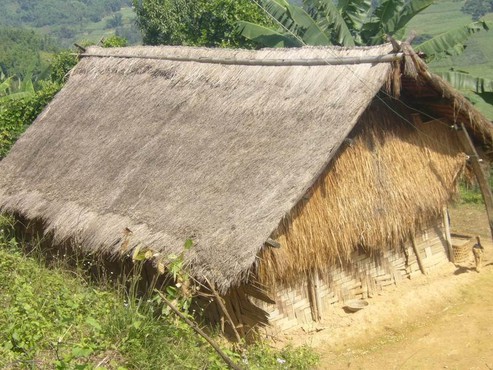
[0,26,57,81]
[406,1,493,119]
[0,80,61,158]
[0,50,78,159]
[0,0,131,27]
[459,182,484,204]
[238,0,489,61]
[133,0,272,47]
[0,0,141,47]
[407,2,493,78]
[461,0,493,20]
[0,217,319,369]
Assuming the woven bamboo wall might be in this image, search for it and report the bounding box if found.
[250,219,450,335]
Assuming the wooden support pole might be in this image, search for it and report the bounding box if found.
[457,123,493,241]
[308,269,321,322]
[313,269,322,321]
[410,234,427,275]
[442,206,454,263]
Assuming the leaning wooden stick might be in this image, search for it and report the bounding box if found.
[410,234,427,275]
[204,277,243,343]
[156,290,242,370]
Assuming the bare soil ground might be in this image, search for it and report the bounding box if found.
[277,203,493,369]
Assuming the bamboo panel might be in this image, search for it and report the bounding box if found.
[244,220,450,334]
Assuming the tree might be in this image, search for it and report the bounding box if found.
[462,0,493,20]
[132,0,272,47]
[0,26,57,82]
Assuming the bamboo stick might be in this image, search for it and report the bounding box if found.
[204,277,243,343]
[442,206,454,263]
[80,52,403,67]
[156,291,242,370]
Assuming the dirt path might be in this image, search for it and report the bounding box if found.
[318,263,493,369]
[278,203,493,369]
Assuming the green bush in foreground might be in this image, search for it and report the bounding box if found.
[0,218,319,369]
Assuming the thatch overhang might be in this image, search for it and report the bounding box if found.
[0,44,491,292]
[397,45,493,149]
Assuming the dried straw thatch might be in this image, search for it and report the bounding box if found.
[259,99,467,286]
[0,44,491,292]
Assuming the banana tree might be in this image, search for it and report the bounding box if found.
[0,75,35,102]
[239,0,490,61]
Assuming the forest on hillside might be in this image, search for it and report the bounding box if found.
[0,0,140,50]
[0,0,131,27]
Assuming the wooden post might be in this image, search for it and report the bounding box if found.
[308,269,322,322]
[457,123,493,241]
[442,206,454,263]
[313,269,323,320]
[410,234,427,275]
[308,271,319,322]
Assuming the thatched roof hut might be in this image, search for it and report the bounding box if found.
[1,45,492,330]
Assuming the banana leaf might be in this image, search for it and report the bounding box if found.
[437,71,493,93]
[237,21,302,47]
[415,21,490,61]
[305,0,355,46]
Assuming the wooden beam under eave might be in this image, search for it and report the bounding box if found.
[457,123,493,242]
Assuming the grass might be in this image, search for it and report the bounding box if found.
[457,169,493,206]
[458,183,484,204]
[0,217,319,370]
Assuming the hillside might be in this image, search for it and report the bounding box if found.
[0,0,141,47]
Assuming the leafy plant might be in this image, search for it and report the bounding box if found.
[0,228,319,369]
[461,0,493,20]
[0,80,61,158]
[133,0,273,47]
[102,35,128,48]
[238,0,490,62]
[49,51,79,84]
[415,20,490,61]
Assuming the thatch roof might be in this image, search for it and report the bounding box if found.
[0,44,491,292]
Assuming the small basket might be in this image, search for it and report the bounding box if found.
[453,244,472,263]
[451,232,474,263]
